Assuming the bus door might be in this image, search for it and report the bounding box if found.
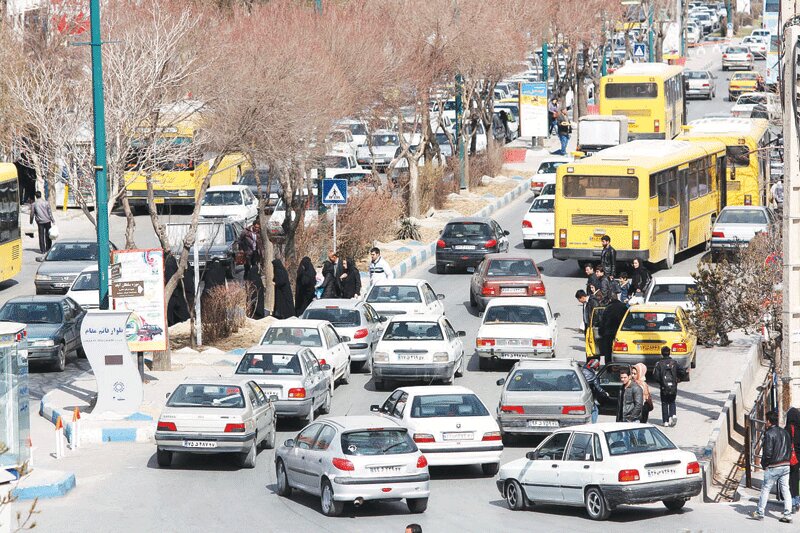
[678,165,689,249]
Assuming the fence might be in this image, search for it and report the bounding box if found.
[744,365,778,488]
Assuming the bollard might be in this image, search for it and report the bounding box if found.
[71,407,81,449]
[55,416,65,459]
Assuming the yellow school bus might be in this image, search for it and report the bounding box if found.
[599,63,685,140]
[676,117,771,206]
[0,164,21,282]
[553,139,726,269]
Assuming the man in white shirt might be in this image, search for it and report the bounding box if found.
[368,247,394,285]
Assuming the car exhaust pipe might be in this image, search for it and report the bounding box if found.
[353,497,364,508]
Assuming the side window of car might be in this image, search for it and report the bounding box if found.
[251,383,268,405]
[392,393,409,418]
[594,434,604,461]
[296,424,322,450]
[381,390,402,414]
[443,319,456,341]
[423,284,436,305]
[61,302,73,322]
[303,352,319,373]
[536,432,571,461]
[246,384,259,407]
[312,425,337,451]
[324,326,340,347]
[566,433,594,462]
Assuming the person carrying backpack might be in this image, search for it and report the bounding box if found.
[653,346,685,427]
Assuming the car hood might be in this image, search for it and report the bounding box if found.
[477,324,550,338]
[23,322,62,340]
[200,205,246,217]
[356,146,397,159]
[36,260,94,278]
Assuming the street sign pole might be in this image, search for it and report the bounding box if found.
[648,4,654,62]
[194,242,201,347]
[322,179,347,251]
[332,205,338,252]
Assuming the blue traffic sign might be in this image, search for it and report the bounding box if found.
[633,43,646,59]
[322,178,348,205]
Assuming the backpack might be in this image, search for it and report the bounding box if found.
[658,359,679,396]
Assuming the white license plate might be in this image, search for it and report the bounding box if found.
[501,287,526,295]
[443,432,474,441]
[499,352,523,359]
[398,354,425,362]
[183,440,217,448]
[540,233,554,237]
[527,420,558,428]
[369,465,402,473]
[455,245,476,250]
[647,467,677,478]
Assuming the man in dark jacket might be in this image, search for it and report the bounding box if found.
[581,359,609,423]
[594,266,612,303]
[320,251,340,298]
[599,235,617,279]
[599,297,627,365]
[585,263,600,295]
[752,411,793,522]
[653,346,685,427]
[616,368,643,422]
[555,109,572,156]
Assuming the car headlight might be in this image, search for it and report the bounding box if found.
[30,339,55,347]
[36,274,52,281]
[432,352,449,362]
[373,352,389,363]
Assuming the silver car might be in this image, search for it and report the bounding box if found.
[721,45,754,71]
[495,360,592,436]
[275,415,431,516]
[235,346,332,424]
[356,130,400,171]
[155,377,277,468]
[710,205,775,255]
[34,239,117,295]
[301,299,386,372]
[684,70,715,100]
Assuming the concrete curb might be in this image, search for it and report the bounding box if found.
[12,471,76,500]
[391,176,528,278]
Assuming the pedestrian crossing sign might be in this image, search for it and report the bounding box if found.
[322,178,348,205]
[633,43,646,59]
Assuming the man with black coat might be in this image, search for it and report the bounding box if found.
[581,359,609,423]
[653,346,685,427]
[751,411,793,522]
[599,297,627,365]
[599,235,617,279]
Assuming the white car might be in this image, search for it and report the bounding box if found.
[335,119,369,147]
[751,29,771,40]
[372,385,503,475]
[741,35,768,59]
[326,129,358,157]
[372,314,465,389]
[496,423,703,520]
[521,194,554,248]
[323,152,362,180]
[686,23,701,46]
[711,205,776,253]
[476,297,559,370]
[199,185,259,225]
[644,276,698,311]
[730,92,780,122]
[267,188,319,238]
[365,279,445,319]
[66,266,100,309]
[529,156,570,195]
[260,318,351,387]
[356,130,400,171]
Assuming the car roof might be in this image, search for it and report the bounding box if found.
[51,239,97,244]
[206,185,248,192]
[180,376,255,387]
[7,295,70,303]
[482,253,537,262]
[386,313,443,323]
[534,194,556,201]
[513,359,580,369]
[539,155,572,164]
[485,296,548,308]
[266,318,329,328]
[371,129,397,136]
[396,385,475,395]
[720,205,769,211]
[371,279,425,287]
[321,415,404,430]
[243,345,306,355]
[562,422,653,433]
[305,299,365,311]
[627,304,682,313]
[651,276,695,284]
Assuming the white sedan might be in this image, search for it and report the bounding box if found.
[365,279,445,319]
[643,276,697,311]
[372,314,465,389]
[529,156,570,195]
[371,385,503,475]
[476,297,559,370]
[521,194,554,248]
[199,185,259,225]
[496,423,703,520]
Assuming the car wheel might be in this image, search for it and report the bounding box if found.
[341,360,351,385]
[584,487,611,521]
[320,480,344,517]
[436,263,446,275]
[482,462,500,476]
[276,460,292,497]
[156,447,172,468]
[663,498,686,512]
[690,353,696,369]
[523,239,533,249]
[53,343,66,372]
[505,480,526,510]
[320,389,332,415]
[455,355,464,377]
[240,439,257,469]
[469,290,477,308]
[264,419,277,449]
[407,497,428,514]
[478,357,491,371]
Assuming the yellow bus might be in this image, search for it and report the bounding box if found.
[599,63,686,140]
[676,117,771,206]
[0,164,21,282]
[554,139,726,269]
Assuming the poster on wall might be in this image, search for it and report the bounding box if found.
[519,82,548,138]
[110,249,167,352]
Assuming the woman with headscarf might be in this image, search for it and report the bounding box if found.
[632,363,652,423]
[320,256,339,298]
[271,258,294,319]
[786,407,800,511]
[295,256,317,315]
[337,257,361,299]
[245,258,266,319]
[629,258,651,302]
[202,258,227,299]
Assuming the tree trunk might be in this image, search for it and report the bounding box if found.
[120,194,137,249]
[407,161,420,218]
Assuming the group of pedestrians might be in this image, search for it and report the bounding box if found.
[548,97,572,156]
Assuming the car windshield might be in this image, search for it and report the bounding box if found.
[441,222,492,239]
[383,321,443,340]
[371,134,399,147]
[410,394,489,418]
[72,271,99,291]
[367,285,421,303]
[0,302,62,324]
[529,198,554,212]
[605,426,676,456]
[166,384,245,408]
[435,132,451,146]
[486,259,537,277]
[438,100,457,111]
[507,369,583,392]
[621,311,681,332]
[537,161,565,174]
[737,94,766,106]
[726,47,748,54]
[717,209,768,224]
[685,71,709,79]
[302,308,361,327]
[344,123,367,136]
[341,429,417,456]
[329,132,348,143]
[202,191,242,206]
[45,242,98,261]
[733,72,758,80]
[483,305,547,325]
[261,327,322,347]
[324,156,349,169]
[648,284,694,302]
[236,352,302,375]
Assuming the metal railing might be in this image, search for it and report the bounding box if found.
[745,365,778,488]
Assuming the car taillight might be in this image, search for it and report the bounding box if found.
[522,220,532,228]
[702,83,709,87]
[744,194,752,205]
[532,339,552,347]
[288,387,306,398]
[353,328,369,339]
[417,455,428,468]
[224,423,246,433]
[437,239,446,249]
[722,53,728,58]
[561,406,586,415]
[500,405,524,414]
[532,181,544,188]
[613,341,628,352]
[671,342,688,353]
[632,230,640,250]
[413,433,435,443]
[654,119,660,133]
[712,231,724,238]
[559,228,567,248]
[485,239,498,249]
[482,285,497,296]
[476,338,496,347]
[482,432,502,441]
[618,469,640,482]
[157,421,176,432]
[687,461,700,475]
[746,53,752,59]
[332,457,355,471]
[530,281,545,296]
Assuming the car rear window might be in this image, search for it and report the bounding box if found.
[236,353,302,375]
[261,327,322,347]
[648,284,694,303]
[302,308,361,327]
[537,161,566,174]
[605,427,676,456]
[507,369,583,392]
[441,222,492,239]
[341,429,417,456]
[383,321,443,341]
[367,285,422,303]
[483,305,547,325]
[528,198,554,212]
[733,72,758,80]
[620,311,681,332]
[166,384,245,408]
[726,47,748,54]
[716,209,768,225]
[487,259,537,277]
[410,394,490,418]
[685,71,709,79]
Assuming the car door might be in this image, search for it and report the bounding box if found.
[378,389,403,417]
[286,423,323,492]
[60,300,77,352]
[557,432,598,504]
[302,351,326,405]
[586,306,606,358]
[243,189,258,221]
[442,318,463,361]
[470,259,486,300]
[596,363,632,415]
[323,325,347,379]
[252,382,274,433]
[245,382,266,436]
[306,423,337,493]
[493,221,509,251]
[363,304,382,348]
[520,432,571,503]
[547,304,559,350]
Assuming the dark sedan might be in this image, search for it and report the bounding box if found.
[167,220,244,278]
[0,296,85,371]
[435,217,510,274]
[34,239,117,295]
[469,254,545,310]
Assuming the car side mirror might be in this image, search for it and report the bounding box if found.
[370,404,380,412]
[165,392,171,399]
[457,330,466,337]
[554,312,561,319]
[538,265,544,273]
[284,439,295,448]
[503,230,510,236]
[340,336,351,343]
[379,315,388,322]
[35,256,43,262]
[478,311,484,318]
[320,363,331,371]
[496,378,506,386]
[526,451,539,461]
[437,294,445,300]
[269,394,278,402]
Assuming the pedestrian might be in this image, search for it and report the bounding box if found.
[321,251,340,298]
[600,235,617,278]
[499,110,512,143]
[616,271,631,303]
[294,256,317,315]
[771,180,784,211]
[555,109,572,156]
[632,363,653,423]
[245,258,266,319]
[584,263,600,295]
[630,257,651,301]
[756,74,766,92]
[368,247,394,285]
[338,257,361,299]
[238,223,261,277]
[548,97,559,136]
[271,258,295,319]
[750,411,793,522]
[594,265,612,303]
[575,289,590,333]
[653,346,683,427]
[405,525,423,533]
[29,191,54,253]
[581,358,610,423]
[786,407,800,512]
[202,258,227,296]
[165,252,191,326]
[599,296,627,365]
[616,367,643,423]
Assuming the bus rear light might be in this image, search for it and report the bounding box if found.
[559,229,567,248]
[632,230,640,249]
[744,195,752,205]
[654,120,660,133]
[613,341,628,352]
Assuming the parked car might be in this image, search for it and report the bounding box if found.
[475,297,558,369]
[731,92,780,122]
[365,279,445,319]
[741,35,768,59]
[0,295,85,371]
[234,346,331,424]
[356,130,400,171]
[167,220,244,279]
[711,205,776,254]
[683,69,716,100]
[371,386,502,475]
[727,71,759,102]
[751,29,771,40]
[530,156,570,195]
[323,152,363,180]
[199,185,259,225]
[469,254,545,311]
[436,217,510,274]
[66,266,100,309]
[611,304,697,372]
[643,276,698,311]
[259,318,351,387]
[722,46,754,71]
[267,188,319,239]
[34,239,117,295]
[326,129,358,157]
[335,118,369,147]
[301,299,386,372]
[237,166,282,213]
[496,423,703,520]
[154,378,277,468]
[372,314,465,389]
[275,416,431,516]
[521,195,555,248]
[686,23,701,46]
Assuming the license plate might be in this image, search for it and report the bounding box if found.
[443,432,474,441]
[183,440,217,448]
[455,245,476,250]
[369,466,402,473]
[398,354,425,362]
[154,197,165,204]
[647,467,677,478]
[527,420,558,427]
[500,352,522,359]
[638,344,663,351]
[540,233,554,237]
[591,234,604,242]
[501,287,526,295]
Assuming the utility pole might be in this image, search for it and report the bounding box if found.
[315,0,322,14]
[726,0,733,37]
[648,2,655,62]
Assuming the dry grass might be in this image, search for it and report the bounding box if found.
[169,316,274,351]
[202,283,249,343]
[472,179,518,198]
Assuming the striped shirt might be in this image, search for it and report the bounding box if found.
[368,257,394,283]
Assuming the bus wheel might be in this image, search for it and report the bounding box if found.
[664,235,676,270]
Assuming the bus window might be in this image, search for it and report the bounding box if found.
[604,83,658,99]
[689,163,699,199]
[562,176,638,199]
[727,146,750,167]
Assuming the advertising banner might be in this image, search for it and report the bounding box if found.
[110,249,167,352]
[520,82,548,138]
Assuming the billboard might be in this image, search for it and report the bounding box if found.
[520,82,549,138]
